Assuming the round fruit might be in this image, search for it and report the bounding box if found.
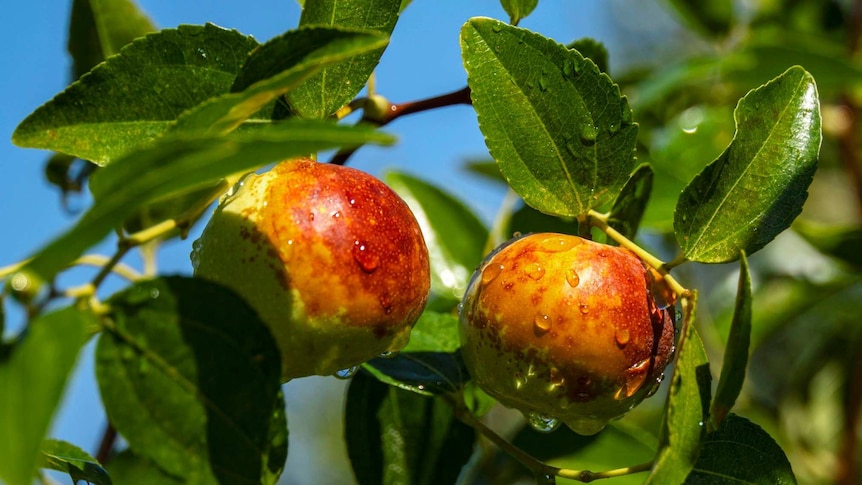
[193,159,431,380]
[459,233,676,435]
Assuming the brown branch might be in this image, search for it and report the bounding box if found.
[329,86,472,166]
[95,423,117,464]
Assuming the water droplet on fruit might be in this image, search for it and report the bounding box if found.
[536,235,578,253]
[308,212,315,221]
[646,373,665,397]
[525,262,545,280]
[334,366,359,379]
[548,368,565,387]
[580,123,598,143]
[514,372,526,390]
[331,211,341,219]
[578,303,589,314]
[526,412,561,433]
[353,240,379,273]
[379,350,399,359]
[616,358,650,399]
[615,328,630,346]
[565,268,580,287]
[533,314,551,335]
[482,263,504,284]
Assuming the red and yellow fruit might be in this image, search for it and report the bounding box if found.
[193,159,431,380]
[459,233,676,435]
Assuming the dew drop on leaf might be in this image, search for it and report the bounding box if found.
[580,123,598,143]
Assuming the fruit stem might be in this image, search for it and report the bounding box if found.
[587,210,690,299]
[329,86,473,165]
[450,394,654,482]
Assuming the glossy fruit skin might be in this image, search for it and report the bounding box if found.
[194,159,430,380]
[459,233,675,435]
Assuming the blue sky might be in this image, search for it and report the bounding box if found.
[2,1,621,483]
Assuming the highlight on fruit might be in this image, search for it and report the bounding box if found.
[193,158,431,380]
[459,233,676,435]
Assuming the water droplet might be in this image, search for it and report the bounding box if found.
[615,328,630,346]
[495,44,502,53]
[352,240,379,273]
[491,23,503,33]
[150,288,160,299]
[580,123,598,143]
[331,211,341,219]
[565,268,580,287]
[578,303,589,314]
[548,368,565,387]
[514,372,526,390]
[609,122,619,134]
[308,212,315,221]
[482,263,504,285]
[334,366,359,379]
[195,47,207,59]
[536,235,579,253]
[379,350,399,359]
[538,75,548,91]
[525,79,535,90]
[348,198,357,207]
[615,358,651,399]
[525,262,545,280]
[526,412,561,433]
[533,314,551,335]
[621,105,633,125]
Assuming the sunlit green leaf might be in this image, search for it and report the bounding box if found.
[403,311,461,353]
[710,252,751,429]
[0,307,91,485]
[386,171,488,309]
[173,27,389,136]
[687,414,797,484]
[345,372,475,485]
[16,122,393,287]
[647,302,711,485]
[500,0,538,25]
[292,0,401,118]
[40,439,111,485]
[69,0,157,78]
[13,24,259,165]
[96,277,286,484]
[674,66,821,263]
[462,18,637,217]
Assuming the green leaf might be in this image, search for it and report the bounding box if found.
[500,0,538,25]
[567,38,608,74]
[607,163,654,242]
[667,0,733,38]
[345,372,475,485]
[687,414,797,484]
[710,252,751,429]
[68,0,157,78]
[385,171,488,309]
[105,450,183,485]
[674,66,821,263]
[173,27,389,136]
[647,304,711,485]
[40,439,111,485]
[0,307,91,485]
[403,311,461,353]
[508,203,578,236]
[95,276,286,485]
[13,24,259,165]
[291,0,402,118]
[363,351,468,396]
[15,121,393,288]
[461,18,637,217]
